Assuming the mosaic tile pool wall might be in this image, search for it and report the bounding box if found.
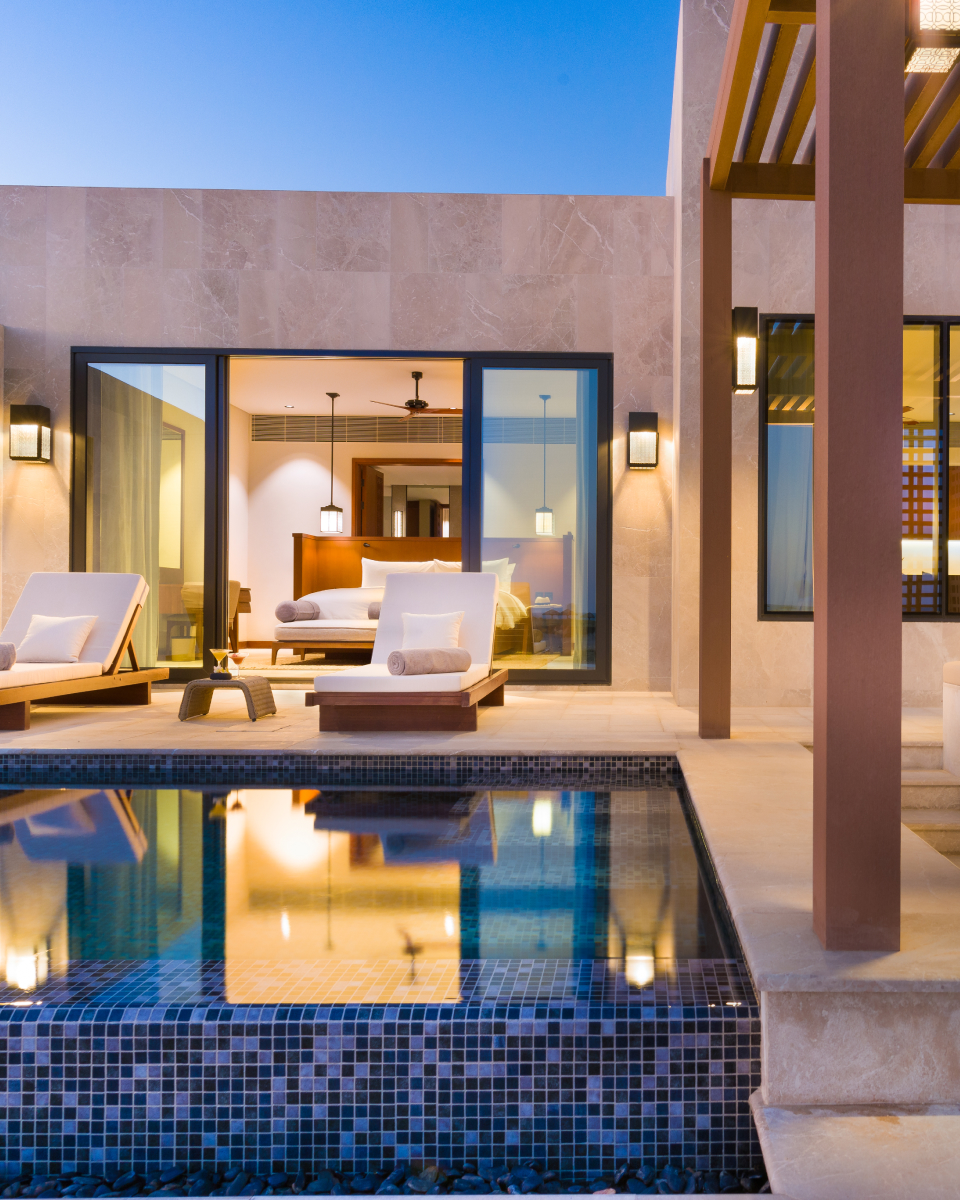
[0,965,760,1177]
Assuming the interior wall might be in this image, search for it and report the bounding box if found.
[243,438,456,641]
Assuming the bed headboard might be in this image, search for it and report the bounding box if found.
[294,535,463,597]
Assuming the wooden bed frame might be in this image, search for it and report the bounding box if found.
[293,534,463,596]
[305,668,509,732]
[0,604,169,731]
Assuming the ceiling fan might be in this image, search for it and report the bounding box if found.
[371,371,462,420]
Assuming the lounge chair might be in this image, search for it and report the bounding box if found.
[305,573,509,732]
[0,572,169,730]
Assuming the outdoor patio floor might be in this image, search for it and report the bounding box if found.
[0,683,941,754]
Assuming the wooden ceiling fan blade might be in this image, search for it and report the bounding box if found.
[370,401,411,410]
[425,407,463,415]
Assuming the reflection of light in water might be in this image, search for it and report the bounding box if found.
[532,799,552,838]
[444,913,455,938]
[280,912,291,940]
[625,954,655,989]
[237,790,331,871]
[5,951,40,991]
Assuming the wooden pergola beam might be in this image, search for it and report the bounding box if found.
[744,24,802,162]
[707,0,773,190]
[769,0,815,21]
[726,162,960,203]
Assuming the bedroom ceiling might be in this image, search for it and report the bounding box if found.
[229,356,464,416]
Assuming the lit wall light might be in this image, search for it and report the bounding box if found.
[9,405,51,463]
[393,507,404,537]
[907,1,960,71]
[628,412,659,469]
[444,913,456,938]
[732,307,759,394]
[532,798,553,837]
[280,912,291,940]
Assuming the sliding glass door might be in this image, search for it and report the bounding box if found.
[466,356,612,683]
[72,353,223,677]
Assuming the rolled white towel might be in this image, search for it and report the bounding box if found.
[386,648,472,676]
[275,599,321,622]
[368,600,382,619]
[0,643,15,671]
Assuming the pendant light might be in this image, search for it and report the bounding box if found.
[320,391,343,533]
[535,393,554,536]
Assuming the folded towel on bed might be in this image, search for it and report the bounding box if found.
[0,644,15,671]
[275,599,321,622]
[387,648,472,676]
[368,600,382,620]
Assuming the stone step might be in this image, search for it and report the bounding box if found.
[901,768,960,809]
[901,741,942,769]
[902,808,960,854]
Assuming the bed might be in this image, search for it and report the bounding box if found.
[269,534,533,662]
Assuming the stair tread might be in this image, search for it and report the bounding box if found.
[901,769,960,784]
[902,808,960,827]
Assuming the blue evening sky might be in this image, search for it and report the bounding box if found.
[1,1,680,196]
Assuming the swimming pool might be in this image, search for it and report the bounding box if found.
[0,781,759,1176]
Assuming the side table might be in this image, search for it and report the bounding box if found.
[178,676,277,722]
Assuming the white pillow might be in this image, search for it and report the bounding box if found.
[17,614,97,663]
[360,558,432,588]
[482,557,516,590]
[401,610,464,650]
[431,559,462,572]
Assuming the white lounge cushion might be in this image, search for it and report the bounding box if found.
[360,559,432,588]
[401,611,464,650]
[298,587,384,620]
[313,662,490,693]
[372,573,499,666]
[0,573,148,673]
[17,614,97,663]
[274,619,378,643]
[0,662,101,691]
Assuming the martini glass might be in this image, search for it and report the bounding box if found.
[210,648,232,679]
[229,649,248,678]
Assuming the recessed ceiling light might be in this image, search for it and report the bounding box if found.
[284,405,294,409]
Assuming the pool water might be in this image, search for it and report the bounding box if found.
[0,785,739,1006]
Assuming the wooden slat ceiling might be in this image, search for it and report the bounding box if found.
[707,0,960,202]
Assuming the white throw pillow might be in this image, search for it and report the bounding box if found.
[360,558,432,588]
[300,586,384,620]
[431,559,462,573]
[401,610,464,650]
[17,614,97,663]
[482,557,516,591]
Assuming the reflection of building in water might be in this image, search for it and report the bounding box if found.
[0,789,149,990]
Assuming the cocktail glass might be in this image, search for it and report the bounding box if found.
[210,648,232,679]
[229,650,248,678]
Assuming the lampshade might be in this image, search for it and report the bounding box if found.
[320,504,343,533]
[535,506,555,536]
[9,405,51,463]
[628,412,659,469]
[732,307,759,394]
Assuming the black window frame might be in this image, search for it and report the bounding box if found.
[758,313,957,621]
[72,347,614,685]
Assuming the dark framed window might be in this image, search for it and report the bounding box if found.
[759,315,958,620]
[72,348,613,684]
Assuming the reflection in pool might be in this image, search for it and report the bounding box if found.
[0,786,736,1004]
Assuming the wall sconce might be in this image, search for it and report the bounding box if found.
[732,307,759,394]
[628,412,659,469]
[9,406,51,463]
[907,1,960,72]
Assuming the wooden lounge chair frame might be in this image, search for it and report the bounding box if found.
[306,667,509,732]
[0,604,169,731]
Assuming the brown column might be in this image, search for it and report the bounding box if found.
[699,158,732,740]
[814,0,903,950]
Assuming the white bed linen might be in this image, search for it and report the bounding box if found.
[274,619,378,643]
[0,662,101,691]
[313,662,489,692]
[297,587,384,621]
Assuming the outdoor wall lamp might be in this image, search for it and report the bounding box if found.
[628,412,659,469]
[9,405,51,463]
[733,307,759,394]
[907,1,960,72]
[319,391,343,533]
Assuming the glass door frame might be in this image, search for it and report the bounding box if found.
[465,353,614,685]
[72,347,613,685]
[71,348,225,680]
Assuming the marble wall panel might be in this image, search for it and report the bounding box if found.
[85,188,162,270]
[427,194,501,275]
[0,187,47,268]
[497,274,577,352]
[200,191,278,272]
[162,189,202,270]
[540,195,616,275]
[278,270,391,351]
[316,192,390,273]
[161,268,241,347]
[390,271,466,350]
[614,196,674,278]
[502,195,540,275]
[238,270,280,348]
[389,193,428,273]
[575,275,613,351]
[277,191,317,273]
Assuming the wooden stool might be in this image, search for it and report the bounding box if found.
[178,676,277,722]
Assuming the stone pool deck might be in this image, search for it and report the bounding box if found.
[0,684,956,1197]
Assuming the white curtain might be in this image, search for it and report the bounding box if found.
[573,370,598,668]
